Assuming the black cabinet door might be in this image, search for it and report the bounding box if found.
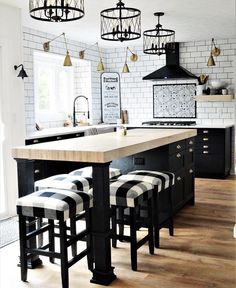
[184,165,195,203]
[172,171,185,213]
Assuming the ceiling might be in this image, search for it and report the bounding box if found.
[1,0,235,48]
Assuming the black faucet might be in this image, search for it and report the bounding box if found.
[73,95,90,127]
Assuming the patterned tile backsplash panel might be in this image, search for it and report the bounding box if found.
[153,83,196,118]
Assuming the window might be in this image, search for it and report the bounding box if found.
[34,52,91,125]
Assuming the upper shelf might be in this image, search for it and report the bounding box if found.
[195,95,234,102]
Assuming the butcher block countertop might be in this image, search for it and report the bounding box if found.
[12,128,197,164]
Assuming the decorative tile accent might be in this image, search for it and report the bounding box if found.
[153,84,196,118]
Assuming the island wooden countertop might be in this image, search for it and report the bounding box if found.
[12,128,197,163]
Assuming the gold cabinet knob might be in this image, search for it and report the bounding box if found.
[177,176,182,181]
[189,140,193,145]
[203,151,209,154]
[189,169,193,174]
[176,153,181,158]
[203,130,209,134]
[177,145,181,149]
[203,138,209,141]
[189,148,193,152]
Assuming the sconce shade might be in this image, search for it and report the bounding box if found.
[101,0,141,42]
[64,51,72,66]
[122,63,130,73]
[97,60,105,72]
[130,53,138,62]
[207,53,215,66]
[14,64,28,79]
[29,0,85,22]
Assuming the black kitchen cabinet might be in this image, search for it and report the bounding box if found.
[25,131,85,181]
[111,136,195,214]
[195,128,232,178]
[25,131,84,145]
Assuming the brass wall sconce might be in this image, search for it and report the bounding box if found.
[14,64,28,79]
[207,38,221,67]
[122,47,138,73]
[43,32,72,66]
[79,42,105,72]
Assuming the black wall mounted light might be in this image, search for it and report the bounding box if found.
[100,0,141,42]
[29,0,85,22]
[143,12,175,56]
[14,64,28,79]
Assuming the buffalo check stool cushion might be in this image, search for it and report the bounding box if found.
[35,174,92,192]
[16,188,93,221]
[118,170,175,192]
[69,166,121,179]
[110,180,154,208]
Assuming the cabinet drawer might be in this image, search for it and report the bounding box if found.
[169,140,186,155]
[169,151,185,171]
[172,171,185,212]
[195,154,224,174]
[184,166,194,199]
[185,147,194,165]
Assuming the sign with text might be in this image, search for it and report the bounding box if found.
[101,72,121,124]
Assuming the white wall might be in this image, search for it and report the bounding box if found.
[105,39,236,125]
[0,3,25,217]
[23,27,103,135]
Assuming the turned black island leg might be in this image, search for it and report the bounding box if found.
[90,163,117,285]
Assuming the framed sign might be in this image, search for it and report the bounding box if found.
[153,83,196,118]
[101,72,121,124]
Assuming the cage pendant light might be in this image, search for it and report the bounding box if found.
[100,0,141,42]
[143,12,175,56]
[29,0,85,22]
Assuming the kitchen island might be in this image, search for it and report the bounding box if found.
[12,128,197,285]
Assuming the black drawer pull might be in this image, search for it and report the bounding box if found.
[189,148,193,152]
[189,169,193,174]
[203,130,209,134]
[177,145,181,149]
[177,176,182,181]
[176,153,181,158]
[33,139,39,143]
[34,169,40,174]
[203,145,208,148]
[203,151,209,154]
[203,138,209,141]
[57,136,62,140]
[189,140,193,145]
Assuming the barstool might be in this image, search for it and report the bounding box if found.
[16,188,93,288]
[69,166,121,180]
[109,179,154,271]
[35,174,93,256]
[118,170,175,248]
[35,174,92,192]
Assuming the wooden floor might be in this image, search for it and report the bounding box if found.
[0,177,235,288]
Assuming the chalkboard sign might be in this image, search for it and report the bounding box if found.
[101,72,121,124]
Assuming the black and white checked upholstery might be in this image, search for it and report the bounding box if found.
[17,188,93,221]
[110,180,154,208]
[69,166,121,179]
[118,170,175,192]
[35,174,92,192]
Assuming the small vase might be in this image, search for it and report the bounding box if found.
[196,84,206,95]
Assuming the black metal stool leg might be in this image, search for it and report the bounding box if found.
[154,192,160,248]
[118,207,124,241]
[19,215,28,282]
[130,208,137,271]
[148,199,154,255]
[48,219,55,263]
[169,187,174,236]
[70,216,77,257]
[59,220,69,288]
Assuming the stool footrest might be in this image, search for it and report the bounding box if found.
[68,248,90,268]
[26,247,61,259]
[26,223,51,240]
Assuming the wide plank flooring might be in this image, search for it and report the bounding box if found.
[0,177,235,288]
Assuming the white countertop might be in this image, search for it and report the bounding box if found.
[26,124,116,140]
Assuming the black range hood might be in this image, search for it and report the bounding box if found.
[143,43,197,81]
